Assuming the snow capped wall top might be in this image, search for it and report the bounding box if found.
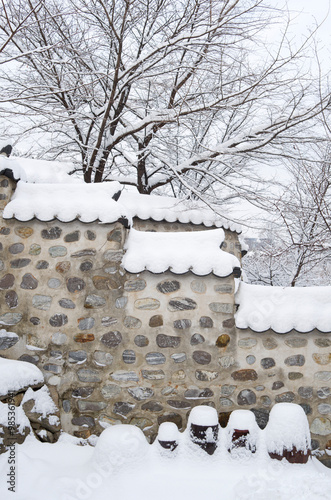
[235,282,331,333]
[120,191,241,232]
[0,156,76,184]
[3,181,130,224]
[0,156,241,231]
[122,228,240,277]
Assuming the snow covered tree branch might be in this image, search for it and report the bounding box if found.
[0,0,330,207]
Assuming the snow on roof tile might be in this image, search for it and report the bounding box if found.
[0,156,76,183]
[120,191,242,232]
[1,156,242,231]
[235,282,331,333]
[122,228,240,277]
[3,181,131,224]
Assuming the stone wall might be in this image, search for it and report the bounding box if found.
[0,175,330,466]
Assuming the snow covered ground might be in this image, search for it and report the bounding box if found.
[1,421,331,500]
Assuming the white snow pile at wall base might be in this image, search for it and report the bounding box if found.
[122,228,240,276]
[0,357,44,397]
[3,181,131,224]
[235,282,331,333]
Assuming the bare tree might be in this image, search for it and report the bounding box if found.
[0,0,330,206]
[243,145,331,286]
[0,0,45,61]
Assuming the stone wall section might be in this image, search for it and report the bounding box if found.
[0,176,330,466]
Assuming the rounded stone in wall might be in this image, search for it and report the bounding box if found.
[77,368,101,383]
[195,370,219,382]
[94,351,113,366]
[220,398,234,407]
[134,335,149,347]
[216,334,230,348]
[156,280,180,294]
[0,273,15,289]
[173,319,191,329]
[260,357,276,369]
[261,396,272,407]
[66,277,86,293]
[100,331,122,348]
[56,261,71,274]
[0,260,3,271]
[101,385,120,399]
[171,353,186,363]
[135,298,160,310]
[122,349,136,364]
[199,316,213,328]
[238,338,257,349]
[64,231,80,242]
[49,313,68,327]
[285,354,305,367]
[231,369,258,381]
[145,352,166,365]
[272,381,284,390]
[5,290,18,309]
[48,278,62,289]
[51,332,67,345]
[68,350,87,363]
[41,226,62,239]
[0,312,22,325]
[58,298,76,309]
[84,295,106,308]
[30,317,40,325]
[124,316,142,329]
[246,355,256,365]
[156,334,181,348]
[115,297,128,309]
[124,278,146,292]
[237,389,256,405]
[29,244,41,255]
[80,260,93,272]
[15,227,33,238]
[32,294,52,310]
[298,386,313,399]
[72,387,94,399]
[71,249,96,258]
[74,333,95,343]
[20,273,38,290]
[113,401,135,416]
[149,315,163,327]
[317,387,331,399]
[128,387,154,401]
[0,226,10,235]
[49,246,67,258]
[36,260,49,270]
[78,317,95,330]
[262,338,278,350]
[209,302,233,314]
[314,338,331,348]
[107,228,122,243]
[192,350,211,365]
[0,332,19,350]
[275,391,295,403]
[9,243,24,254]
[311,417,331,436]
[72,416,95,427]
[312,353,331,365]
[168,297,197,311]
[288,372,303,380]
[222,318,235,328]
[285,338,308,348]
[190,333,205,345]
[190,280,206,294]
[85,230,96,241]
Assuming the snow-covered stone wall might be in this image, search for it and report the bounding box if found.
[0,175,330,468]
